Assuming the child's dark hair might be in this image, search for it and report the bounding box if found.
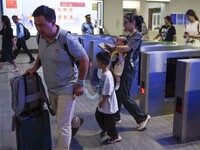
[96,51,111,66]
[119,35,128,45]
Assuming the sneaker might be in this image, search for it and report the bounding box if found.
[115,117,122,124]
[100,130,107,138]
[10,68,19,73]
[115,83,120,90]
[136,115,151,131]
[107,134,122,144]
[116,119,122,124]
[72,117,84,136]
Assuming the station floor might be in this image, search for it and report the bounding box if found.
[1,53,200,150]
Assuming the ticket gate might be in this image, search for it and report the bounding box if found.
[79,35,103,56]
[139,48,200,116]
[129,41,165,98]
[173,59,200,143]
[79,35,114,79]
[130,44,192,98]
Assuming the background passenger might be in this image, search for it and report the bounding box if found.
[153,15,176,42]
[0,15,18,72]
[183,9,200,44]
[12,15,35,63]
[139,15,149,41]
[81,14,94,35]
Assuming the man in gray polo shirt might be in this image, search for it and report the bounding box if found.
[27,5,89,150]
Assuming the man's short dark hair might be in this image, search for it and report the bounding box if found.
[12,15,18,19]
[96,51,111,66]
[32,5,56,22]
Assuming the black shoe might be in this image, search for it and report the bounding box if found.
[107,134,122,144]
[72,117,84,136]
[28,58,35,64]
[100,130,107,138]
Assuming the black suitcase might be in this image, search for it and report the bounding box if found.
[15,109,52,150]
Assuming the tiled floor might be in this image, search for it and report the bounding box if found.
[1,54,200,150]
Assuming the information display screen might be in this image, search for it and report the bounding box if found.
[2,0,101,36]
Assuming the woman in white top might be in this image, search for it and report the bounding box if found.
[184,9,200,44]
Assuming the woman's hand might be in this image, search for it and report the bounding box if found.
[104,43,113,51]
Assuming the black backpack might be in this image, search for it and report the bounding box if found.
[18,23,31,40]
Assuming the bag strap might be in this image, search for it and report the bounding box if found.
[12,76,25,131]
[37,74,56,116]
[197,22,200,34]
[17,23,25,36]
[58,30,76,68]
[37,30,76,68]
[14,77,26,117]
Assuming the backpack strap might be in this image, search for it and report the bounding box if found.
[17,23,25,37]
[14,77,26,117]
[58,30,77,68]
[11,76,26,131]
[37,75,56,116]
[37,30,76,68]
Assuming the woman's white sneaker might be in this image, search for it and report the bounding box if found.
[136,115,151,131]
[10,68,19,73]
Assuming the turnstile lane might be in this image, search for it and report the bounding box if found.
[139,48,200,116]
[173,58,200,143]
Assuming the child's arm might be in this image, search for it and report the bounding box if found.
[99,95,110,108]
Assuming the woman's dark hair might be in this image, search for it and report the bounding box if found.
[1,15,11,27]
[164,15,173,25]
[32,5,56,22]
[138,15,144,23]
[96,51,111,66]
[124,13,142,32]
[186,9,199,21]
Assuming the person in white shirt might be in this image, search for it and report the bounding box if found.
[95,51,121,144]
[184,9,200,44]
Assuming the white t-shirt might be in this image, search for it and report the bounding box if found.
[185,21,199,35]
[98,70,118,114]
[185,21,200,44]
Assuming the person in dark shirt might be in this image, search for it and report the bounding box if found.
[153,15,177,42]
[0,15,19,72]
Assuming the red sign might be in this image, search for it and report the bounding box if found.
[60,2,85,7]
[6,0,17,8]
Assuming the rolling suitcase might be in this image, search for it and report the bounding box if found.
[10,73,54,150]
[15,109,52,150]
